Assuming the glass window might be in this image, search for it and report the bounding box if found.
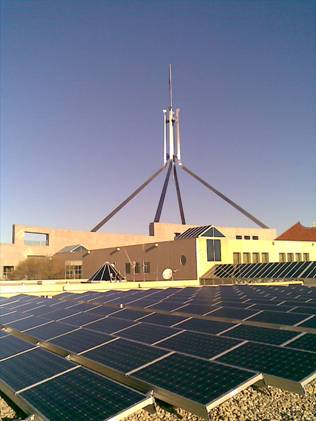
[233,252,241,264]
[243,252,251,264]
[279,253,286,263]
[236,235,242,240]
[252,236,259,240]
[24,232,49,246]
[303,253,310,262]
[262,253,269,263]
[202,227,225,238]
[3,266,14,279]
[180,255,187,265]
[295,253,302,262]
[143,262,150,273]
[244,235,251,240]
[135,262,141,273]
[252,252,260,263]
[287,253,294,262]
[65,265,82,279]
[206,239,221,262]
[125,263,131,274]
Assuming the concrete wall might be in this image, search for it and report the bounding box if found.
[82,238,197,281]
[0,223,173,278]
[196,237,316,278]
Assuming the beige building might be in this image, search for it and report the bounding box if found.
[1,221,315,281]
[83,223,316,281]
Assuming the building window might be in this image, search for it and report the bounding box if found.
[252,253,260,264]
[125,263,131,274]
[3,266,14,279]
[303,253,310,262]
[252,236,259,240]
[233,252,241,264]
[287,253,294,262]
[279,253,286,263]
[262,253,269,263]
[243,252,251,264]
[135,262,141,273]
[295,253,302,262]
[236,235,242,240]
[143,262,150,273]
[24,232,49,246]
[180,255,187,265]
[65,265,82,279]
[244,235,251,240]
[206,239,221,262]
[174,232,181,238]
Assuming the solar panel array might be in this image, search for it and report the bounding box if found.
[210,261,316,280]
[1,284,316,420]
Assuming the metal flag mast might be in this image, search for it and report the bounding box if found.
[91,65,268,232]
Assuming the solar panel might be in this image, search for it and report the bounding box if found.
[149,302,185,311]
[85,316,136,334]
[248,310,309,326]
[116,322,178,345]
[48,329,115,354]
[173,303,215,315]
[39,308,82,321]
[0,348,76,391]
[221,324,299,345]
[20,367,151,421]
[289,306,316,315]
[0,335,36,360]
[132,353,260,412]
[24,321,76,340]
[61,312,105,327]
[112,309,150,321]
[297,316,316,329]
[7,316,51,331]
[285,333,316,353]
[139,313,188,327]
[207,307,258,320]
[216,342,316,384]
[85,305,119,316]
[175,318,235,335]
[83,338,169,373]
[157,331,242,359]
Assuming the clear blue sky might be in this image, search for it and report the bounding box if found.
[1,0,315,242]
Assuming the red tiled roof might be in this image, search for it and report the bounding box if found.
[276,222,316,242]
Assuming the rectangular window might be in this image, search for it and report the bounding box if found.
[262,253,269,263]
[303,253,310,262]
[295,253,302,262]
[3,266,14,279]
[206,239,221,262]
[143,262,151,273]
[125,263,131,274]
[24,232,49,246]
[65,265,82,279]
[243,252,251,264]
[279,253,286,263]
[252,252,260,263]
[135,262,141,273]
[235,235,242,240]
[252,235,259,240]
[244,235,251,240]
[233,252,241,264]
[287,253,294,262]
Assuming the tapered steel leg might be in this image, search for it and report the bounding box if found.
[180,164,268,228]
[154,160,173,222]
[91,164,167,232]
[173,164,186,224]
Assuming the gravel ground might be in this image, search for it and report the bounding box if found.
[0,381,315,420]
